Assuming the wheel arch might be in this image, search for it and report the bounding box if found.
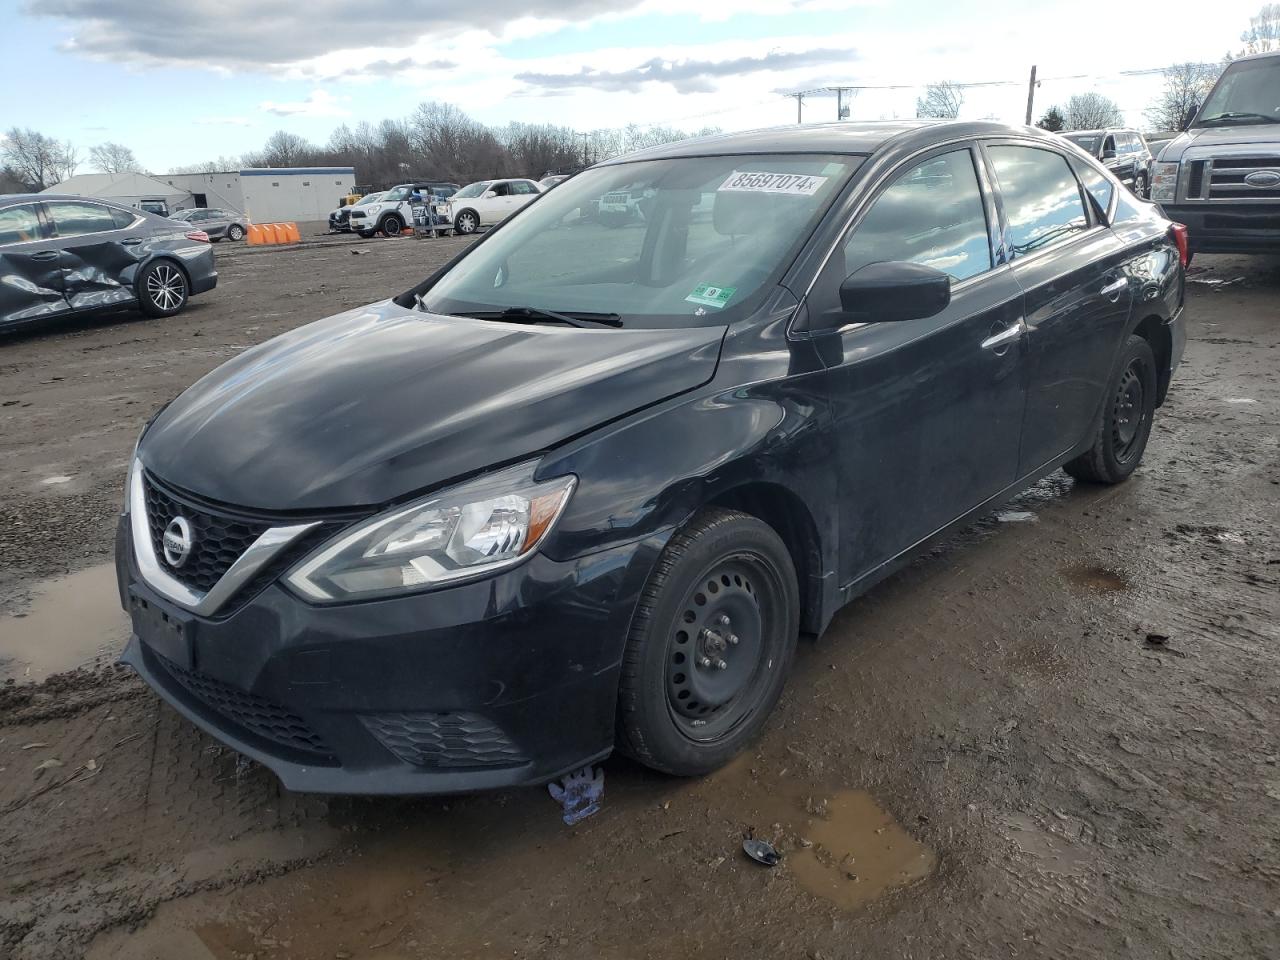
[1132,312,1172,406]
[705,481,825,636]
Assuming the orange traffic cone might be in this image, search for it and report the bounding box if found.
[247,224,265,245]
[283,222,301,243]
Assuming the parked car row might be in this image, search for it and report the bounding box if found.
[1061,128,1154,197]
[0,194,217,330]
[169,207,248,242]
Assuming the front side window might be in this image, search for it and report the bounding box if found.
[421,153,858,327]
[490,182,511,197]
[843,149,992,283]
[0,204,42,245]
[988,146,1089,258]
[46,201,119,238]
[452,182,491,200]
[1073,160,1115,218]
[384,186,411,202]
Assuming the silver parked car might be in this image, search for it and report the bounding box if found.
[170,207,248,242]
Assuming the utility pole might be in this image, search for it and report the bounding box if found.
[830,86,855,121]
[578,131,590,168]
[786,92,805,124]
[1024,65,1037,125]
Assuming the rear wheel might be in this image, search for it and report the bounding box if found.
[137,260,189,318]
[617,508,798,776]
[1065,335,1157,484]
[227,223,245,241]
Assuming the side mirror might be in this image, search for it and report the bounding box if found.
[833,261,951,325]
[483,190,498,199]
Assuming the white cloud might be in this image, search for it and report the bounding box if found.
[195,116,254,127]
[259,89,351,118]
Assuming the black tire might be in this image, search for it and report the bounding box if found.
[380,214,404,237]
[227,223,245,241]
[617,508,799,776]
[1065,334,1157,484]
[357,230,375,239]
[454,209,479,235]
[136,259,189,318]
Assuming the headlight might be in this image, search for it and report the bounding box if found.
[285,462,576,602]
[1150,162,1179,201]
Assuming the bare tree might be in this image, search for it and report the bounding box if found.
[916,82,964,119]
[1,127,79,190]
[1063,93,1125,130]
[1146,62,1222,132]
[1239,3,1280,54]
[251,130,315,167]
[89,141,140,173]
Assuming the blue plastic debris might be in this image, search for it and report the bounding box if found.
[548,765,604,825]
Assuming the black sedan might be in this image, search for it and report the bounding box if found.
[116,121,1185,794]
[0,195,217,331]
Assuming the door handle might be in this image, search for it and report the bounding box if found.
[30,250,59,261]
[981,318,1026,352]
[1100,277,1128,301]
[121,237,144,245]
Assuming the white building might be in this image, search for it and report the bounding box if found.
[46,167,357,224]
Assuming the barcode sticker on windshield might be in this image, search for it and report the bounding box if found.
[718,171,828,195]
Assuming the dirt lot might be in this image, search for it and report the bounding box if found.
[1,235,1277,960]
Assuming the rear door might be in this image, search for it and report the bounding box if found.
[0,202,69,328]
[510,180,541,212]
[44,200,143,311]
[982,142,1134,475]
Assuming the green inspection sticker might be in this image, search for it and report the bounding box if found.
[686,282,736,309]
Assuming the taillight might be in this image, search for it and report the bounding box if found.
[185,230,210,243]
[1169,222,1189,267]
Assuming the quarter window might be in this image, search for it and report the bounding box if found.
[1073,161,1114,218]
[46,201,119,238]
[0,204,41,245]
[843,149,993,282]
[111,208,137,230]
[988,146,1089,258]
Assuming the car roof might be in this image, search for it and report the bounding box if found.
[598,120,1067,164]
[0,193,132,206]
[1229,47,1280,63]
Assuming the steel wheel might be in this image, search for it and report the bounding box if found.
[139,261,188,317]
[1111,359,1148,464]
[456,211,478,235]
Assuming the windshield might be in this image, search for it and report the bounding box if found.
[1063,134,1099,153]
[421,153,859,327]
[452,181,492,199]
[1195,57,1280,125]
[356,192,383,206]
[170,210,195,220]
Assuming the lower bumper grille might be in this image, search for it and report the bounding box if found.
[157,654,336,761]
[362,712,525,769]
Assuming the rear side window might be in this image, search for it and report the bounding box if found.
[46,201,119,238]
[111,208,136,229]
[988,146,1089,258]
[843,149,993,282]
[0,204,42,245]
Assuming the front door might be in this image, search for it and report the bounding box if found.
[982,143,1134,474]
[806,145,1029,585]
[43,200,141,311]
[0,202,69,329]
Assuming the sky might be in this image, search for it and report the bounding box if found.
[0,0,1263,174]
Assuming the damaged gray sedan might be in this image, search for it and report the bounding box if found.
[0,194,217,332]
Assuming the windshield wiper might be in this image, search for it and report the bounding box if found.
[461,306,624,328]
[1198,111,1280,125]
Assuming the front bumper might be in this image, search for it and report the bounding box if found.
[1160,203,1280,254]
[115,516,662,794]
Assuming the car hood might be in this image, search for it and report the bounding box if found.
[1157,124,1280,160]
[140,299,725,511]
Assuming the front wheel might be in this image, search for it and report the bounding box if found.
[137,260,189,318]
[454,210,479,235]
[616,508,799,776]
[227,223,245,241]
[380,214,404,237]
[1065,334,1157,484]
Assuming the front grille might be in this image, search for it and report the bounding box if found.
[142,472,350,614]
[144,474,268,592]
[157,654,336,760]
[1187,160,1207,198]
[1206,156,1280,201]
[362,712,525,769]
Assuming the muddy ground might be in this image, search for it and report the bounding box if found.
[0,234,1277,960]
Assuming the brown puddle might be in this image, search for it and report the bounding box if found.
[1062,564,1129,593]
[0,563,130,682]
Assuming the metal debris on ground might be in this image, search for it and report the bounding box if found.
[742,837,781,866]
[1189,277,1244,287]
[548,765,604,825]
